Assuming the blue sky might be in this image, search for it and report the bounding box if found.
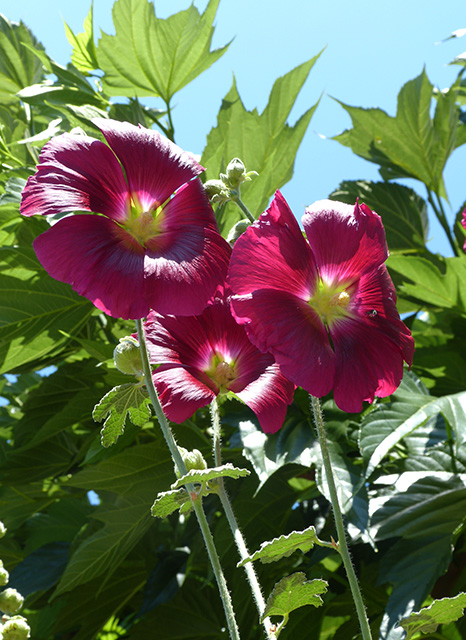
[4,0,466,255]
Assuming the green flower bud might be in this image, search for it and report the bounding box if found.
[175,447,208,477]
[225,158,246,188]
[204,179,231,205]
[113,337,143,377]
[0,589,24,615]
[0,560,9,586]
[0,521,6,538]
[2,615,31,639]
[227,219,252,246]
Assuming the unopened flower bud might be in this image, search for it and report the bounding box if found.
[113,337,143,377]
[0,589,24,615]
[227,219,252,246]
[175,447,208,477]
[225,158,246,188]
[204,180,231,205]
[2,615,31,639]
[0,560,9,586]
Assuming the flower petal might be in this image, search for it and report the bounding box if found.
[94,118,204,209]
[20,132,129,221]
[231,289,335,398]
[228,190,318,299]
[236,363,295,433]
[33,214,148,319]
[302,200,388,284]
[152,365,215,423]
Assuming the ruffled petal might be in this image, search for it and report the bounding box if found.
[236,363,295,433]
[33,214,150,319]
[143,311,216,372]
[20,132,129,221]
[94,118,204,210]
[228,190,318,299]
[331,315,408,413]
[231,289,335,398]
[152,365,215,423]
[462,209,466,250]
[302,200,388,284]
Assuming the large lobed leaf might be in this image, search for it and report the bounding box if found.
[334,70,461,199]
[97,0,229,102]
[201,55,321,233]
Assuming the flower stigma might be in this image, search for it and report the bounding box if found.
[205,352,236,393]
[308,278,352,326]
[123,195,165,246]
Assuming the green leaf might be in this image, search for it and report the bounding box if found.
[238,525,327,567]
[360,387,466,478]
[398,593,466,640]
[97,0,228,102]
[263,572,327,620]
[387,254,466,313]
[371,476,466,540]
[0,14,45,104]
[334,70,460,199]
[378,536,454,640]
[201,55,321,233]
[93,383,151,447]
[64,4,99,74]
[171,464,250,489]
[151,487,190,518]
[329,180,429,253]
[0,246,94,373]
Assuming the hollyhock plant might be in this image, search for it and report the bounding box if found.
[141,284,295,433]
[228,190,414,413]
[20,118,230,319]
[462,208,466,250]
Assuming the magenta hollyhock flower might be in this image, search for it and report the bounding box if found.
[141,285,295,433]
[20,119,230,319]
[228,190,414,414]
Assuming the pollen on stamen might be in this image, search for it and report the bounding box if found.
[336,291,350,307]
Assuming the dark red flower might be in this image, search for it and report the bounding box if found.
[228,190,414,413]
[142,285,295,433]
[20,119,230,319]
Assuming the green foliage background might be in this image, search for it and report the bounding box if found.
[0,1,466,639]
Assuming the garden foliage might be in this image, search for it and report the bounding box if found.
[0,1,466,638]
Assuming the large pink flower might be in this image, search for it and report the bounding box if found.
[228,190,414,413]
[142,285,295,433]
[20,119,230,319]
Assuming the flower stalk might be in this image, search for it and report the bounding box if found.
[136,319,240,640]
[310,394,373,640]
[210,398,275,640]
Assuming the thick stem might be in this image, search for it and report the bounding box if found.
[210,399,275,640]
[232,189,256,223]
[136,320,240,640]
[310,395,373,640]
[426,189,460,256]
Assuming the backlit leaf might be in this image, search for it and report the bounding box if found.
[93,383,151,447]
[263,572,327,620]
[398,593,466,640]
[238,526,327,567]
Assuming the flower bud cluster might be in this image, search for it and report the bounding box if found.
[204,158,258,205]
[0,523,31,640]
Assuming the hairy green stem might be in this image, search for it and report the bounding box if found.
[232,190,256,223]
[210,399,275,639]
[426,189,460,256]
[310,395,373,640]
[136,319,240,640]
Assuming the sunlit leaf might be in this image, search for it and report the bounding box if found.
[398,593,466,640]
[238,526,328,567]
[97,0,228,102]
[64,4,99,74]
[171,464,250,489]
[93,383,151,447]
[151,488,190,518]
[262,572,327,620]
